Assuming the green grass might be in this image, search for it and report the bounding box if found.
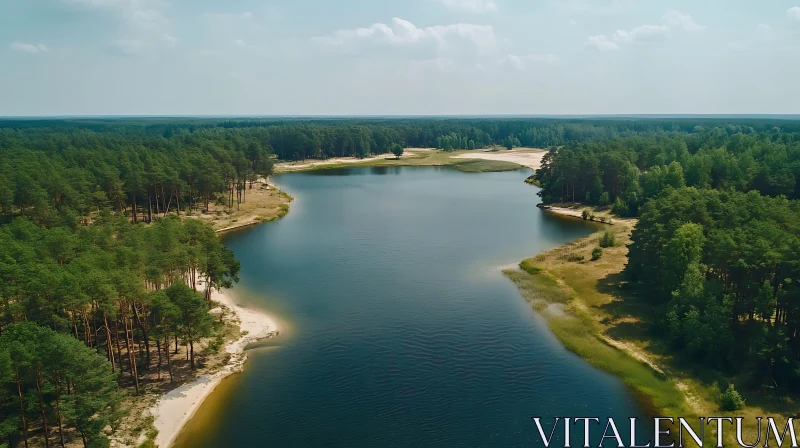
[504,264,686,417]
[450,159,521,172]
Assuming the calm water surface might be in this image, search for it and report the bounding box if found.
[175,166,649,447]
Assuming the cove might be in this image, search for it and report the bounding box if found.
[174,166,651,447]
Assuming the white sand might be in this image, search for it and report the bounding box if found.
[150,288,278,448]
[539,205,585,219]
[274,148,430,172]
[451,148,547,170]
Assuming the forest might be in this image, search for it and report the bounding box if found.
[534,123,800,392]
[2,116,800,446]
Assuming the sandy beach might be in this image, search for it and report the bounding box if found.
[274,148,431,172]
[451,148,547,170]
[537,204,614,223]
[150,288,278,448]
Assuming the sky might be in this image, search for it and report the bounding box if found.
[1,0,799,116]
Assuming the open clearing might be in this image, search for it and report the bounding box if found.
[451,148,547,170]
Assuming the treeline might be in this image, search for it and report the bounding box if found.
[534,124,800,391]
[0,215,239,447]
[536,128,800,215]
[0,128,276,227]
[5,118,767,224]
[8,117,800,163]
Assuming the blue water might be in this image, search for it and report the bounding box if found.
[176,166,648,447]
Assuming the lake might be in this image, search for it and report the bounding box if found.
[174,166,649,447]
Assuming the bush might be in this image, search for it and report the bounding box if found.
[582,209,590,220]
[720,384,745,411]
[599,231,616,248]
[591,247,603,261]
[612,197,629,216]
[519,259,542,274]
[567,254,585,262]
[598,192,610,206]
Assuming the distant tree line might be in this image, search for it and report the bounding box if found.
[534,124,800,391]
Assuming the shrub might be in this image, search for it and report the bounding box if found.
[589,213,595,221]
[582,209,590,220]
[598,192,610,206]
[519,259,542,274]
[612,197,629,216]
[567,254,585,262]
[591,247,603,261]
[599,231,616,248]
[720,384,745,411]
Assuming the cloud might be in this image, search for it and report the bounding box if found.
[662,10,705,31]
[436,0,498,14]
[585,35,619,51]
[500,53,558,70]
[587,9,703,51]
[788,7,800,20]
[314,18,500,55]
[612,25,671,43]
[503,53,558,69]
[10,42,48,53]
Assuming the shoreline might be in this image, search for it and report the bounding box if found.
[503,212,687,432]
[150,288,279,448]
[505,205,781,444]
[274,148,545,174]
[536,203,614,224]
[189,179,293,233]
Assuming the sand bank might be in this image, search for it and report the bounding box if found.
[150,288,278,448]
[274,148,431,172]
[537,204,614,223]
[451,148,547,170]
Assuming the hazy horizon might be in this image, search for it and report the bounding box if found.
[3,114,800,120]
[2,0,800,116]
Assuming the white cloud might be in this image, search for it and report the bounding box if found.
[314,18,500,54]
[503,53,558,69]
[587,9,703,52]
[662,10,705,32]
[10,42,48,53]
[585,35,619,51]
[436,0,498,14]
[612,25,671,43]
[788,7,800,20]
[234,39,256,49]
